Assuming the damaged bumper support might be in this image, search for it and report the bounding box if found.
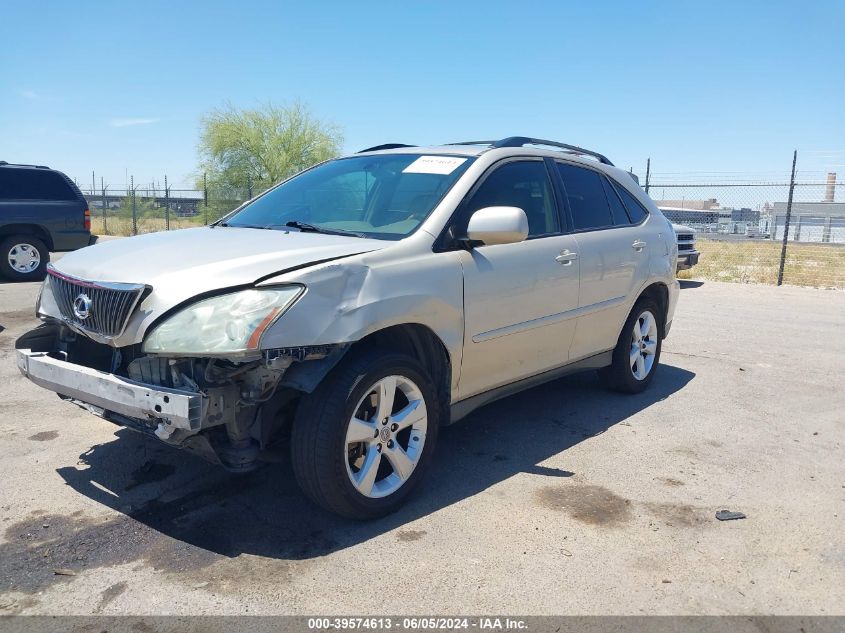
[15,335,347,470]
[16,348,203,434]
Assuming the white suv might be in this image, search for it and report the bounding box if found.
[16,137,680,519]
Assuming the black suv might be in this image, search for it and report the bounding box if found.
[0,162,95,281]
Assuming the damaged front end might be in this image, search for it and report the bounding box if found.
[16,322,346,471]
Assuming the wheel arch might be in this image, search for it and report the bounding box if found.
[0,224,54,251]
[349,323,451,413]
[284,323,452,423]
[636,282,669,338]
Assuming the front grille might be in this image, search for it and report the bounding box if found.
[677,233,694,241]
[678,243,694,252]
[47,267,148,338]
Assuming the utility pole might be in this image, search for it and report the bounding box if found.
[101,177,107,235]
[644,158,651,194]
[131,175,137,236]
[164,175,170,231]
[777,150,798,286]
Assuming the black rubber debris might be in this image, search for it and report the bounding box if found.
[715,510,746,521]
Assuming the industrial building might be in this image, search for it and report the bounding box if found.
[769,173,845,243]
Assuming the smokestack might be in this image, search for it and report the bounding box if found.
[825,172,836,203]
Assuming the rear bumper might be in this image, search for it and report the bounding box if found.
[16,348,203,430]
[52,230,94,252]
[676,251,700,270]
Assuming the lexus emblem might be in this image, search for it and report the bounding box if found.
[72,293,92,320]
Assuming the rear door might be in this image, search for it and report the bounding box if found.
[0,168,88,251]
[457,159,580,399]
[554,162,650,360]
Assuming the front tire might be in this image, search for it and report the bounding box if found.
[600,298,663,393]
[291,350,440,519]
[0,236,49,282]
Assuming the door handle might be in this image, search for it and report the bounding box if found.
[632,240,647,251]
[555,250,578,265]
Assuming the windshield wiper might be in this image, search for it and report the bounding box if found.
[284,220,365,238]
[218,223,275,230]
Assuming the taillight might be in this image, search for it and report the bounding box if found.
[83,208,91,231]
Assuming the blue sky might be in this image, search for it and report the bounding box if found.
[2,0,843,189]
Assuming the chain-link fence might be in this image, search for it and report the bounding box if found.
[79,172,845,290]
[648,180,844,289]
[80,180,255,237]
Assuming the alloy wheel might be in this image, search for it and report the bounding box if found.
[344,374,428,498]
[630,309,658,380]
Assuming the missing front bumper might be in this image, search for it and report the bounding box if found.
[16,348,204,431]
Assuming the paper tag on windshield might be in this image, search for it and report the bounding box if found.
[403,156,467,175]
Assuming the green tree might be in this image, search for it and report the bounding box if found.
[197,101,343,196]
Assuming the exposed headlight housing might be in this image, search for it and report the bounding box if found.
[142,286,304,356]
[35,277,47,317]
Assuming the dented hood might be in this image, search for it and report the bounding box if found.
[48,227,386,337]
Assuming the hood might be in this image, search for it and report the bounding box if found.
[51,226,386,315]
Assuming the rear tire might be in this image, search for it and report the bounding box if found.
[291,349,440,519]
[0,236,49,282]
[600,298,663,393]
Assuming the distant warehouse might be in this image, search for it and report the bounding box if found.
[770,201,845,243]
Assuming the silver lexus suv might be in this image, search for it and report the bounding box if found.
[16,137,680,519]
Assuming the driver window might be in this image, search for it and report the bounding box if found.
[465,161,559,237]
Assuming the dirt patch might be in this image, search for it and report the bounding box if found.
[644,502,706,527]
[656,477,685,487]
[0,311,39,345]
[94,581,127,613]
[27,431,59,442]
[0,595,39,614]
[0,310,38,327]
[397,530,426,542]
[0,512,221,594]
[537,484,632,527]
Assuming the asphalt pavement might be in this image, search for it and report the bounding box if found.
[0,274,843,615]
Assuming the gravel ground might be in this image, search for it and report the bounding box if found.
[0,274,842,616]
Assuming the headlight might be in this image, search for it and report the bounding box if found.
[142,286,304,355]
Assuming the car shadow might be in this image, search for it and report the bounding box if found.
[56,364,694,561]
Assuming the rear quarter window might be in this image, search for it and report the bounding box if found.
[0,169,77,201]
[612,181,649,224]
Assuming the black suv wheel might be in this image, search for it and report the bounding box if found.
[0,235,49,281]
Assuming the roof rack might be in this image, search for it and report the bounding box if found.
[448,136,614,166]
[0,161,51,169]
[357,143,416,153]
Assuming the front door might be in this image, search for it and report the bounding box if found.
[457,159,580,399]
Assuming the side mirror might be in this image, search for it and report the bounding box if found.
[465,206,529,246]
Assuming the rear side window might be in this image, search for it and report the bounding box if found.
[556,163,613,231]
[613,182,648,224]
[0,169,76,201]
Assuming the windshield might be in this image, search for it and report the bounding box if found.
[222,154,474,239]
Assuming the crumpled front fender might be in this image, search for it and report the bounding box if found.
[258,251,465,391]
